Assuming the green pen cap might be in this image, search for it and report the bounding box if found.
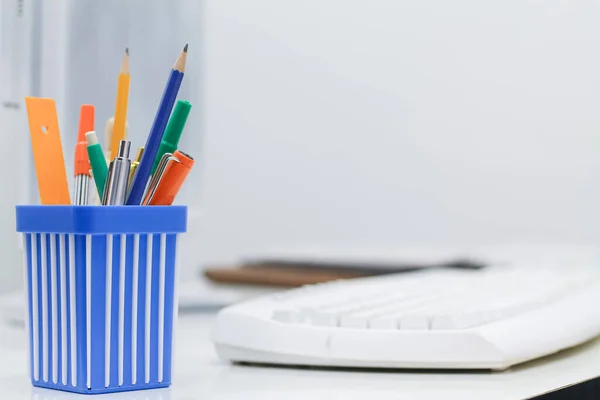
[152,100,192,174]
[86,131,109,199]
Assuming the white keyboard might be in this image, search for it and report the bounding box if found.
[211,266,600,370]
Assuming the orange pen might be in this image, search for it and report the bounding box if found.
[147,150,195,205]
[74,105,94,204]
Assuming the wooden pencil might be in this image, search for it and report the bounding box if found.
[126,44,187,205]
[110,48,130,160]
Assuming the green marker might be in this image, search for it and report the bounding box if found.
[86,131,109,199]
[152,99,192,174]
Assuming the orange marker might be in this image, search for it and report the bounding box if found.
[75,105,93,176]
[25,97,71,205]
[147,150,194,205]
[74,105,94,204]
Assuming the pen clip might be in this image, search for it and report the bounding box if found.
[142,153,178,205]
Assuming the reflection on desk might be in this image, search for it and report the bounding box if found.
[30,387,171,400]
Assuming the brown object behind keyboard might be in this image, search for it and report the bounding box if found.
[203,265,371,287]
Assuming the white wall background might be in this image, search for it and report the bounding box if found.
[0,0,34,293]
[197,0,600,265]
[3,1,600,290]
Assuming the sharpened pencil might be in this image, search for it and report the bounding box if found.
[126,44,187,205]
[110,48,130,160]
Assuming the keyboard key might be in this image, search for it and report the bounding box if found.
[430,313,486,330]
[271,309,305,324]
[400,315,429,330]
[310,312,339,327]
[368,317,398,330]
[271,309,294,323]
[340,315,368,329]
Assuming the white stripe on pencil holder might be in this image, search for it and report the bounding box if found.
[16,205,187,394]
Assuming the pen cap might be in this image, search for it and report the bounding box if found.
[149,150,195,205]
[86,131,109,198]
[75,105,94,176]
[77,105,94,142]
[173,149,194,168]
[151,100,191,174]
[163,100,191,144]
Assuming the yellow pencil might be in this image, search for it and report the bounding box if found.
[110,48,130,159]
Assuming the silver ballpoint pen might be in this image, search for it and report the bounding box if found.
[102,140,131,205]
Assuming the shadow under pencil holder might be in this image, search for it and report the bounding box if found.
[16,205,187,394]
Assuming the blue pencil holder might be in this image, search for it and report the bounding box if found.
[16,205,187,395]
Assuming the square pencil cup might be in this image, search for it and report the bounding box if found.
[16,205,187,394]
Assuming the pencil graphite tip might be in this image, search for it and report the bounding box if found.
[183,43,188,53]
[125,47,129,56]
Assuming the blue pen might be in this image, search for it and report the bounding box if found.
[127,44,188,205]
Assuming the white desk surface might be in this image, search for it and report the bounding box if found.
[0,312,600,400]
